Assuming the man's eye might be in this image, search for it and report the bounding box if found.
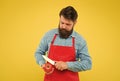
[61,22,64,24]
[66,24,70,26]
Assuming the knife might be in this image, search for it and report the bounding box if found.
[42,55,55,65]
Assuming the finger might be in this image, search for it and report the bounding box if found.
[41,64,45,68]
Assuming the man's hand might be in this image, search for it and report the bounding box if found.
[41,64,45,68]
[42,63,54,74]
[55,61,68,71]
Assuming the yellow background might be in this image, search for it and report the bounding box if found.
[0,0,120,81]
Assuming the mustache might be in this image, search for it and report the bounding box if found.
[59,28,69,32]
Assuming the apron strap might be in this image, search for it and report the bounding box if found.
[72,37,75,47]
[51,34,57,45]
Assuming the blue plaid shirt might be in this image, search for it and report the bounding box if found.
[35,28,92,72]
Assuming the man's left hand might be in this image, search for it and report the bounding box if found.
[55,61,68,71]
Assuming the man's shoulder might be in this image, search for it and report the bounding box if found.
[47,28,58,34]
[44,28,58,37]
[73,31,84,39]
[73,31,86,43]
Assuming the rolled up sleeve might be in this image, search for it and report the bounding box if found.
[67,41,92,72]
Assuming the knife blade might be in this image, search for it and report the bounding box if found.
[42,55,55,65]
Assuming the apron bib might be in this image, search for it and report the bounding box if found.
[44,34,79,81]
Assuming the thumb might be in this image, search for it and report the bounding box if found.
[41,64,46,68]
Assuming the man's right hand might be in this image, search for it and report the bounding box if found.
[42,63,54,74]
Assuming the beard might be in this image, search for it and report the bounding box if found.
[58,24,73,39]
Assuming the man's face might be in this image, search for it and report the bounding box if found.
[58,15,76,39]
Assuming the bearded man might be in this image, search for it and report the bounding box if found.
[35,6,92,81]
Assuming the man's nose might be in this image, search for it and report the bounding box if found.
[62,24,66,29]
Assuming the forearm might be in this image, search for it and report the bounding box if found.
[67,59,92,72]
[35,46,46,66]
[35,53,45,65]
[35,35,48,66]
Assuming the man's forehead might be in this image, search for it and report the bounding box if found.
[60,16,73,24]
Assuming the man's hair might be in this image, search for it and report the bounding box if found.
[59,6,78,22]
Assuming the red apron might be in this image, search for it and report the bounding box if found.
[44,34,79,81]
